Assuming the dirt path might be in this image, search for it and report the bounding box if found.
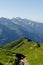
[20,58,30,65]
[15,53,30,65]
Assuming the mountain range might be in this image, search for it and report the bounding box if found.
[0,17,43,45]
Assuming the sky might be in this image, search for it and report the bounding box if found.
[0,0,43,22]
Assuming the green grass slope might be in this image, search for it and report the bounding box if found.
[0,48,16,65]
[0,37,43,65]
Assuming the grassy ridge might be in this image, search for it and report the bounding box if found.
[0,37,43,65]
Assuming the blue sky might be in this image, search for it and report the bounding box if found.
[0,0,43,22]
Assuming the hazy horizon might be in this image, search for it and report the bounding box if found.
[0,0,43,22]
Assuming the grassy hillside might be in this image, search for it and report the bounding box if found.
[0,48,16,65]
[0,37,43,65]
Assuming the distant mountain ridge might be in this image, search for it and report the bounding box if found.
[0,17,43,45]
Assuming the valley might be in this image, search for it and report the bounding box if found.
[0,0,43,65]
[0,17,43,46]
[0,17,43,65]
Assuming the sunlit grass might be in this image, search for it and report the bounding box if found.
[0,38,43,65]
